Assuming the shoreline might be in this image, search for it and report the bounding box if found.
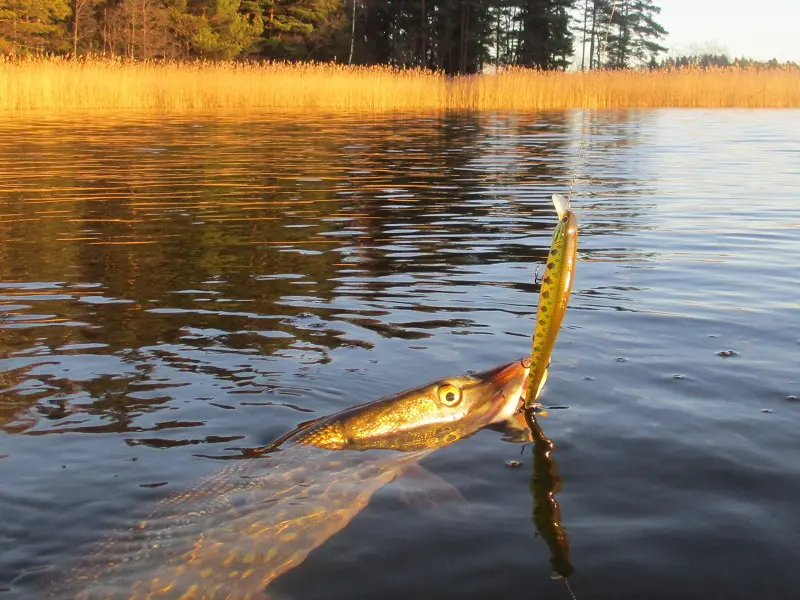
[2,59,799,111]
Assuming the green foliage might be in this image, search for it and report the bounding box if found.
[0,0,70,52]
[594,0,667,68]
[660,53,799,70]
[0,0,671,71]
[516,0,576,70]
[191,0,262,59]
[260,0,347,59]
[352,0,499,74]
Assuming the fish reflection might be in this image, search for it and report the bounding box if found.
[46,359,531,599]
[524,411,574,580]
[496,410,574,581]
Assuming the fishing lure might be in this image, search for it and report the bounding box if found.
[525,194,578,408]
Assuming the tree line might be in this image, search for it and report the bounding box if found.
[1,0,670,73]
[662,53,799,70]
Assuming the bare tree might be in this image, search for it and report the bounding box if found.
[71,0,95,56]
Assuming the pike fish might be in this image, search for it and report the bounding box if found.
[525,194,578,407]
[46,359,531,600]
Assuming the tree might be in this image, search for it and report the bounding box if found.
[627,0,666,65]
[0,0,70,52]
[3,0,663,67]
[489,0,519,67]
[577,0,587,69]
[191,0,262,59]
[430,0,495,74]
[596,0,666,69]
[548,0,574,68]
[603,0,627,68]
[587,0,612,68]
[353,0,393,65]
[350,0,499,74]
[70,0,97,55]
[260,0,347,59]
[517,0,576,70]
[100,0,173,58]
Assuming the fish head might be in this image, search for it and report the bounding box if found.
[294,358,531,451]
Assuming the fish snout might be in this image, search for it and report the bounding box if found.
[473,358,531,423]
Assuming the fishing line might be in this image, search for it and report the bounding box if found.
[567,0,617,202]
[565,577,578,600]
[554,9,619,600]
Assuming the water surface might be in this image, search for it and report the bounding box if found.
[0,109,798,599]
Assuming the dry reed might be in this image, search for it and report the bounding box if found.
[1,56,798,112]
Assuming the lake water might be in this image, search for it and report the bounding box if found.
[0,110,798,599]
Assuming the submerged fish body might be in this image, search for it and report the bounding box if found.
[49,359,530,600]
[62,446,420,600]
[526,194,578,406]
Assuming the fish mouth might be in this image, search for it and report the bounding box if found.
[471,357,531,424]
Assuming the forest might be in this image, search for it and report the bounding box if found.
[0,0,669,73]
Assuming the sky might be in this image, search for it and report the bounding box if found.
[658,0,800,62]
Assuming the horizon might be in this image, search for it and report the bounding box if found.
[660,0,799,63]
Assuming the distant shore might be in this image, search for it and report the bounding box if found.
[2,57,798,112]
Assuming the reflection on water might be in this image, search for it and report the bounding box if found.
[0,112,655,439]
[527,413,574,581]
[1,110,799,599]
[496,410,576,584]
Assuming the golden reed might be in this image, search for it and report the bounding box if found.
[1,56,798,112]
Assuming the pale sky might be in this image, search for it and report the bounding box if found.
[659,0,800,62]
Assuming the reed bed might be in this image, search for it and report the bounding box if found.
[1,56,798,112]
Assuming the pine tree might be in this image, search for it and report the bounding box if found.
[353,0,496,74]
[0,0,71,52]
[261,0,347,58]
[598,0,666,68]
[587,0,612,68]
[548,0,573,69]
[488,0,518,67]
[2,0,657,66]
[354,0,393,64]
[517,0,576,70]
[627,0,666,65]
[603,0,629,68]
[191,0,262,59]
[431,0,494,74]
[517,0,547,68]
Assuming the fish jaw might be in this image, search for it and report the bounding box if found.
[467,358,531,424]
[293,358,531,451]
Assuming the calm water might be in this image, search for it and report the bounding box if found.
[0,110,798,599]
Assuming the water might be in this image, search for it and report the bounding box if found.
[0,109,798,599]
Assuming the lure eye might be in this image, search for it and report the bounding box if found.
[437,384,462,407]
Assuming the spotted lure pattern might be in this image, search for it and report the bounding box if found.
[525,194,578,408]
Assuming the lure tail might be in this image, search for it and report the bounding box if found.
[552,194,570,219]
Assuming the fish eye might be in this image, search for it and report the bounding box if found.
[437,383,462,407]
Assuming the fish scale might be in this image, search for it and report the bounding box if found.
[52,446,423,599]
[43,360,530,600]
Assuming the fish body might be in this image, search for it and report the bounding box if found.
[46,359,530,600]
[526,194,578,407]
